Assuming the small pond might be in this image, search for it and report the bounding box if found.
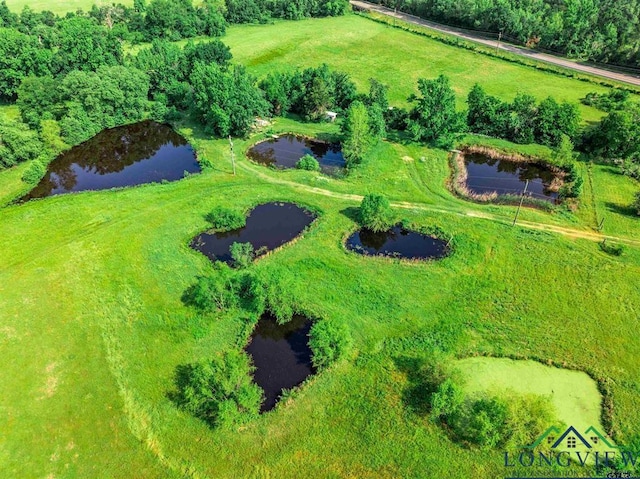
[22,120,199,201]
[246,134,345,175]
[245,313,314,412]
[190,202,316,264]
[346,226,448,260]
[464,153,559,201]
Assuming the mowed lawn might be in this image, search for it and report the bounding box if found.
[224,15,618,122]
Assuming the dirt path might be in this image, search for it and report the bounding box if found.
[238,161,640,247]
[350,0,640,88]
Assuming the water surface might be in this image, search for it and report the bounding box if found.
[346,226,448,260]
[247,134,345,175]
[22,120,199,200]
[190,202,316,264]
[464,153,558,200]
[245,314,314,412]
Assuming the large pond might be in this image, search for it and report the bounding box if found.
[190,202,316,264]
[22,120,199,201]
[245,314,314,412]
[464,153,559,201]
[246,134,345,175]
[346,226,448,260]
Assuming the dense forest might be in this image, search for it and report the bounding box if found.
[368,0,640,67]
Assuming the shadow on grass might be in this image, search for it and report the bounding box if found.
[393,355,444,417]
[339,206,361,223]
[605,201,638,218]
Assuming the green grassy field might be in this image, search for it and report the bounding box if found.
[5,0,131,14]
[2,13,640,479]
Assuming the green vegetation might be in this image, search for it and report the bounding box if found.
[408,74,465,147]
[308,320,352,370]
[466,84,580,147]
[358,193,394,232]
[1,7,640,479]
[230,242,255,268]
[171,350,262,428]
[205,206,246,231]
[634,192,640,215]
[454,357,607,435]
[342,100,372,167]
[367,0,640,67]
[296,153,320,171]
[20,160,45,184]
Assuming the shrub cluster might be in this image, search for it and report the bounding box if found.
[296,154,320,171]
[205,206,246,231]
[171,350,263,428]
[308,320,352,370]
[429,374,556,449]
[359,194,394,232]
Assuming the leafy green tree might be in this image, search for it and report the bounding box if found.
[57,66,150,143]
[0,1,17,27]
[554,134,575,165]
[21,160,46,184]
[408,75,465,146]
[196,0,226,36]
[430,378,464,421]
[463,398,510,448]
[466,84,510,137]
[296,154,320,171]
[368,104,386,140]
[259,72,292,116]
[134,39,186,99]
[359,194,394,232]
[40,120,68,156]
[144,0,200,40]
[0,28,52,99]
[331,70,357,110]
[367,78,389,111]
[54,17,123,74]
[182,263,237,311]
[224,0,269,23]
[633,192,640,216]
[534,97,580,147]
[308,320,352,370]
[583,104,640,158]
[508,92,537,144]
[342,100,372,167]
[17,76,61,129]
[172,350,263,428]
[230,242,255,268]
[190,63,268,137]
[183,39,232,70]
[205,206,246,230]
[0,117,42,169]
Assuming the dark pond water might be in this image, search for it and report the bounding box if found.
[190,202,316,264]
[245,314,314,412]
[346,226,448,260]
[22,120,200,201]
[463,153,558,201]
[246,134,345,175]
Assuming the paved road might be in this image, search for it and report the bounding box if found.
[351,0,640,87]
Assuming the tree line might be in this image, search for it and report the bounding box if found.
[368,0,640,68]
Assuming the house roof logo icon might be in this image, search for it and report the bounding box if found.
[526,425,617,450]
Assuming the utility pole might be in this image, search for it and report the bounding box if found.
[597,217,605,232]
[496,30,503,53]
[512,179,529,226]
[229,135,236,176]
